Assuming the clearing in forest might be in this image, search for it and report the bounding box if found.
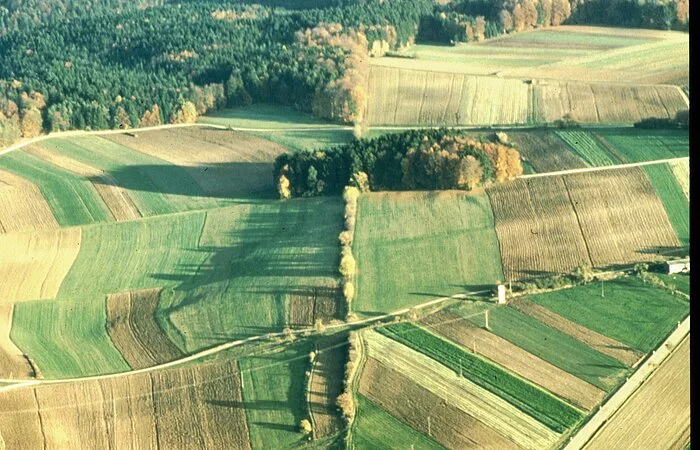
[353,191,503,315]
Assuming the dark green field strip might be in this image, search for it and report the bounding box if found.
[555,130,621,167]
[597,129,689,162]
[379,323,584,433]
[462,305,627,391]
[643,163,689,247]
[656,273,690,296]
[527,277,689,353]
[0,151,111,226]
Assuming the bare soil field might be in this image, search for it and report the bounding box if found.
[0,305,33,379]
[0,168,59,234]
[364,331,560,450]
[365,66,530,125]
[359,357,521,450]
[309,336,344,439]
[106,289,183,369]
[25,144,142,221]
[0,359,252,450]
[0,227,82,303]
[564,168,680,267]
[487,177,591,280]
[420,310,604,411]
[584,335,690,450]
[289,284,341,327]
[508,131,587,172]
[105,127,288,198]
[509,298,642,367]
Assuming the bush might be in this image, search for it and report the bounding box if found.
[339,250,356,278]
[343,280,355,302]
[299,419,313,435]
[339,230,353,246]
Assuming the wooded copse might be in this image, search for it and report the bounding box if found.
[274,129,523,198]
[0,0,433,146]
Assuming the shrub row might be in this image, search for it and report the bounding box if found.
[339,186,360,319]
[337,331,361,443]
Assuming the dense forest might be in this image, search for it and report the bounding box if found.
[274,129,523,198]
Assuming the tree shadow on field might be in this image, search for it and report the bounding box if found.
[88,162,278,201]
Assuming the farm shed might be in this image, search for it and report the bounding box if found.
[665,258,690,274]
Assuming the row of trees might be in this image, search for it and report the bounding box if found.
[274,129,523,198]
[0,0,433,145]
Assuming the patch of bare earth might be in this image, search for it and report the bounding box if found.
[0,169,58,234]
[289,283,342,327]
[584,336,690,450]
[421,310,604,411]
[106,289,183,369]
[510,297,642,366]
[359,357,521,450]
[309,336,345,438]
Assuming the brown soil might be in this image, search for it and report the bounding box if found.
[0,169,59,234]
[309,336,345,438]
[509,131,588,172]
[510,297,642,366]
[106,289,183,369]
[359,357,522,450]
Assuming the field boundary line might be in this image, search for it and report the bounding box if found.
[675,85,690,108]
[562,314,690,450]
[519,156,689,179]
[0,290,490,391]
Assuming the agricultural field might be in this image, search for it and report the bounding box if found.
[527,276,689,353]
[0,358,253,450]
[0,305,33,379]
[555,130,620,166]
[584,335,690,450]
[643,163,690,247]
[308,336,345,439]
[595,129,689,163]
[0,168,58,234]
[353,191,503,315]
[507,130,587,172]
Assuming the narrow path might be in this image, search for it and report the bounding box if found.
[519,156,689,179]
[562,315,690,450]
[0,290,488,392]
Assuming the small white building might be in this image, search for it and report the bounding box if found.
[665,258,690,274]
[497,284,507,304]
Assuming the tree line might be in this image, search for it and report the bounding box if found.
[274,129,523,198]
[0,0,432,146]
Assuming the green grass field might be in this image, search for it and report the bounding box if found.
[555,131,620,166]
[239,343,311,450]
[643,164,690,247]
[200,104,344,130]
[0,151,112,226]
[353,191,503,316]
[597,129,689,162]
[655,273,690,295]
[353,394,445,450]
[379,323,584,433]
[527,277,689,353]
[455,302,627,391]
[251,129,355,152]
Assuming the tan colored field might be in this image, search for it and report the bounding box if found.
[106,289,183,369]
[309,336,344,438]
[25,145,142,221]
[584,335,690,450]
[510,298,641,366]
[508,131,587,172]
[420,310,604,411]
[359,357,521,450]
[0,169,58,234]
[0,359,252,450]
[0,305,33,379]
[289,284,341,327]
[365,66,530,125]
[564,168,680,267]
[487,177,591,280]
[364,331,560,450]
[0,227,81,303]
[669,160,689,199]
[104,127,288,197]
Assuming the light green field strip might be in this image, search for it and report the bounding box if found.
[39,137,223,215]
[555,131,619,166]
[200,104,344,130]
[364,331,560,450]
[0,151,111,226]
[354,394,446,450]
[250,129,354,152]
[643,164,690,247]
[491,29,655,48]
[353,191,503,315]
[656,273,689,296]
[669,160,689,199]
[458,303,627,391]
[597,129,689,162]
[527,277,689,353]
[239,343,311,450]
[11,299,130,378]
[160,197,343,352]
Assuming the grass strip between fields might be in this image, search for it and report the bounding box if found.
[378,322,584,433]
[643,164,690,247]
